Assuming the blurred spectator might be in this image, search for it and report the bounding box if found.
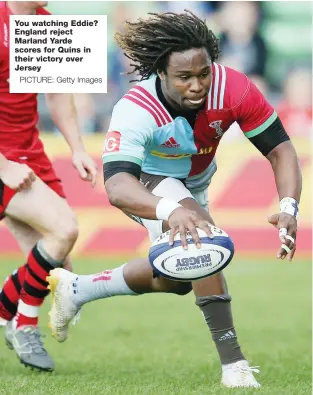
[161,1,209,18]
[217,2,268,79]
[277,69,312,137]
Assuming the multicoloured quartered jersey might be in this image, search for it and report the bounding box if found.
[102,63,276,189]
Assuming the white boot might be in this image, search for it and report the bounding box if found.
[222,360,261,388]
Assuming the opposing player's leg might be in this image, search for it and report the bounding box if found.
[0,218,73,322]
[3,176,78,371]
[47,175,260,387]
[3,216,74,272]
[0,217,73,350]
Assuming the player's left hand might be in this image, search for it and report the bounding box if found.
[268,213,297,261]
[72,151,98,187]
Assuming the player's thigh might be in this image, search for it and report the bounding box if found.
[124,257,192,295]
[4,176,77,238]
[4,217,41,256]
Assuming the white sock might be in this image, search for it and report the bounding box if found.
[15,300,40,329]
[72,265,138,306]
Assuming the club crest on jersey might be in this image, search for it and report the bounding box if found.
[209,120,224,139]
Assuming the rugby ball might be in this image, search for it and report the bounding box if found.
[149,227,234,281]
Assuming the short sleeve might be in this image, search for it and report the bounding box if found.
[235,79,278,139]
[102,99,154,167]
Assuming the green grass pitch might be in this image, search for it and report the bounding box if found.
[0,256,311,395]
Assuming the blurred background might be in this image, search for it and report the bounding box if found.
[40,1,312,139]
[1,1,311,257]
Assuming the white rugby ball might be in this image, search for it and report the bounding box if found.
[149,227,234,281]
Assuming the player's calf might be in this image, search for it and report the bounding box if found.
[0,266,26,322]
[123,258,192,295]
[195,294,245,365]
[16,241,64,328]
[43,215,79,260]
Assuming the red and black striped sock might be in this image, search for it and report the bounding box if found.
[0,265,27,321]
[16,244,55,328]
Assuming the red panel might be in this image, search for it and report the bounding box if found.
[52,157,110,208]
[83,228,147,253]
[213,157,309,209]
[213,158,277,209]
[0,223,311,255]
[228,227,312,251]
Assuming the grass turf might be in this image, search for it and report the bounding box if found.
[0,256,311,395]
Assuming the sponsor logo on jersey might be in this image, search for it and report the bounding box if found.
[160,137,180,148]
[151,146,212,158]
[103,131,121,153]
[151,150,191,159]
[209,120,224,139]
[198,146,213,155]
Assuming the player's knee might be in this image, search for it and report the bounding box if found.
[57,216,79,246]
[63,220,79,245]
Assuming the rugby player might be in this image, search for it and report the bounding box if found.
[0,1,97,371]
[47,10,301,387]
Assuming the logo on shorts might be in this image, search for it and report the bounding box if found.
[209,120,224,139]
[103,131,121,153]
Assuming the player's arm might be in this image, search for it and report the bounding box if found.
[102,104,176,220]
[44,93,97,186]
[45,94,84,152]
[236,79,302,261]
[252,127,301,261]
[105,164,212,248]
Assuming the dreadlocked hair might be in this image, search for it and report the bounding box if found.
[115,9,220,82]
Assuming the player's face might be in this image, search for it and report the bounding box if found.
[159,47,212,111]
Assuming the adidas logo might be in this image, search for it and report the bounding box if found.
[161,137,180,148]
[218,330,236,342]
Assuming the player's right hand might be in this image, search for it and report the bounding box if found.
[0,161,36,192]
[168,207,214,250]
[268,213,297,261]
